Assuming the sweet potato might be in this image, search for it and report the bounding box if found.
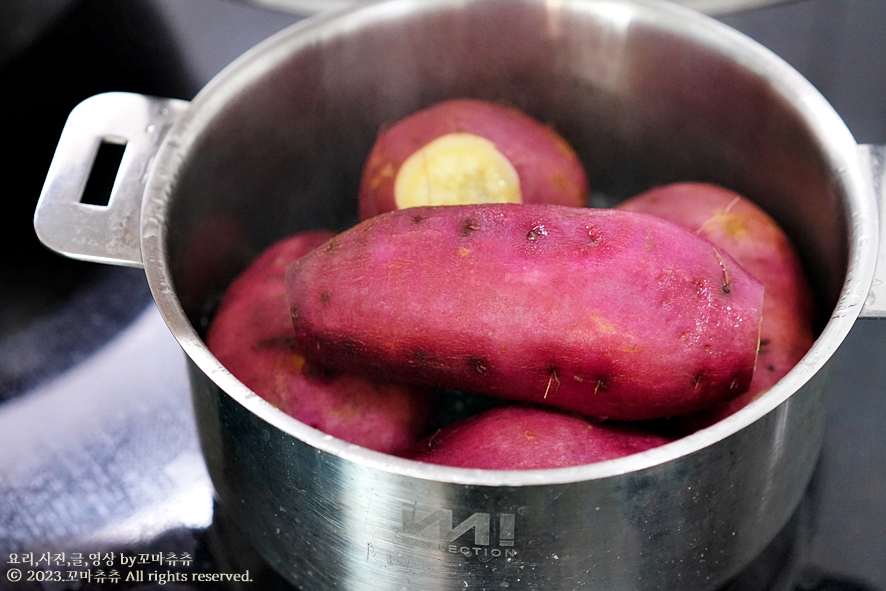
[205,231,434,455]
[617,183,816,425]
[286,203,764,421]
[408,405,675,469]
[359,99,588,219]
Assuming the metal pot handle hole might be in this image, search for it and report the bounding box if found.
[34,92,188,268]
[34,92,886,319]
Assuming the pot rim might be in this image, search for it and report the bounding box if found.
[141,0,877,487]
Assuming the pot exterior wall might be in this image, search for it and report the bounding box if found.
[189,359,829,590]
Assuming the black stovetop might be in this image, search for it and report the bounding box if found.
[1,1,884,590]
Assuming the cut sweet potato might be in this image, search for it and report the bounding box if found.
[359,99,588,219]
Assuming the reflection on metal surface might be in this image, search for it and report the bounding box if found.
[859,144,886,318]
[235,0,801,17]
[239,0,352,16]
[673,0,801,15]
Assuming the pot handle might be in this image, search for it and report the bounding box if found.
[858,143,886,318]
[34,92,189,268]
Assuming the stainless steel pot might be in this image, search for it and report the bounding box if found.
[33,0,886,589]
[235,0,799,19]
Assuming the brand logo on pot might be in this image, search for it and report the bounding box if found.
[400,504,518,559]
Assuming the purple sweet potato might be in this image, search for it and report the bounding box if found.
[618,183,816,426]
[408,405,675,469]
[286,203,764,421]
[205,231,433,455]
[359,99,588,219]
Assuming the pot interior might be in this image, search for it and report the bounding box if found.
[159,0,859,441]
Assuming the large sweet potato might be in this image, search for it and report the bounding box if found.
[205,231,434,455]
[618,183,816,424]
[359,99,588,219]
[408,405,675,469]
[286,203,764,421]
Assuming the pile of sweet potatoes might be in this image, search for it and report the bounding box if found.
[206,99,816,469]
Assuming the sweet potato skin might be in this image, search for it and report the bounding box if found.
[359,99,588,219]
[286,203,764,421]
[205,231,433,455]
[408,406,675,469]
[618,183,816,424]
